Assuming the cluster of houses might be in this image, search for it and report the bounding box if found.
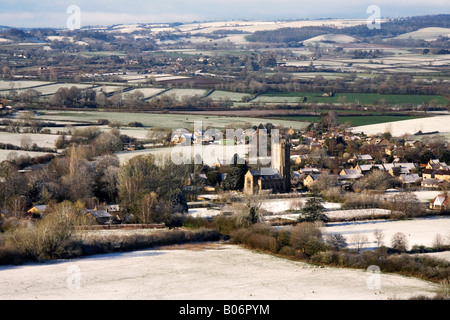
[293,155,448,189]
[421,159,450,188]
[288,127,450,190]
[26,204,122,225]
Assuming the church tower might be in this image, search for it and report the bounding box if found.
[271,139,291,192]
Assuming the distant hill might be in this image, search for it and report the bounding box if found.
[303,34,356,44]
[393,27,450,41]
[247,14,450,43]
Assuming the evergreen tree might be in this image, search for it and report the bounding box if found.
[298,197,329,223]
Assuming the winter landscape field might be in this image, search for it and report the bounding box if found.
[0,243,440,300]
[1,1,450,306]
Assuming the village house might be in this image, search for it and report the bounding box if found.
[399,173,421,185]
[429,194,449,210]
[286,127,295,137]
[426,159,449,170]
[354,154,374,163]
[84,208,113,225]
[384,162,418,176]
[27,205,48,218]
[303,173,321,188]
[434,170,450,182]
[421,178,444,188]
[421,165,450,183]
[290,154,308,165]
[186,173,208,186]
[404,140,421,148]
[300,167,321,175]
[353,163,384,174]
[339,169,363,180]
[422,168,435,180]
[365,137,391,147]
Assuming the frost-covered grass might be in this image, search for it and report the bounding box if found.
[0,132,60,149]
[156,88,208,100]
[352,115,450,136]
[35,110,309,130]
[0,80,54,91]
[125,87,166,99]
[0,149,54,162]
[208,90,252,101]
[0,243,439,300]
[324,216,450,251]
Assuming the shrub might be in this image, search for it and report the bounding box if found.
[278,245,295,257]
[80,228,222,254]
[0,245,25,266]
[8,212,75,260]
[290,222,327,257]
[183,216,212,229]
[246,233,277,253]
[128,121,144,127]
[311,251,334,265]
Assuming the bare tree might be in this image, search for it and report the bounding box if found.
[231,193,263,226]
[351,233,368,253]
[389,192,421,219]
[135,192,160,224]
[20,135,33,150]
[391,232,409,252]
[373,229,385,248]
[6,195,26,219]
[433,233,445,250]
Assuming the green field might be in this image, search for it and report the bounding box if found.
[271,114,422,127]
[259,92,449,106]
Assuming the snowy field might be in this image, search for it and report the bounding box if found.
[324,216,450,251]
[392,27,450,41]
[352,115,450,136]
[0,243,438,300]
[0,132,60,149]
[0,150,54,162]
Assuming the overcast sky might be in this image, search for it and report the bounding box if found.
[0,0,449,28]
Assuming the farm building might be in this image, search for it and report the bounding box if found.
[84,208,113,225]
[27,205,48,218]
[429,194,449,210]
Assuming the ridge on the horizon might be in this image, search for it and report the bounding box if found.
[1,14,449,31]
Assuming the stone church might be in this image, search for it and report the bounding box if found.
[244,139,291,195]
